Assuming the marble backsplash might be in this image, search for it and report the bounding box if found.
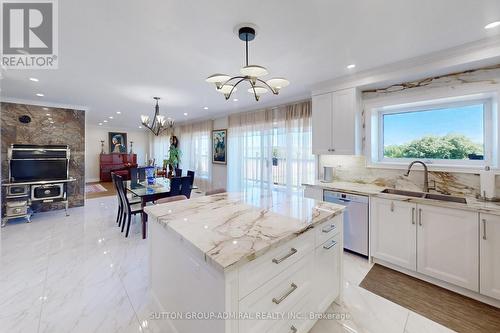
[318,155,499,198]
[1,102,85,210]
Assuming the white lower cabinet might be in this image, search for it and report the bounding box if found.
[371,198,480,293]
[314,232,341,313]
[370,198,417,270]
[480,213,500,300]
[416,204,479,291]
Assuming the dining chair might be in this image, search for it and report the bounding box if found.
[205,188,226,196]
[169,177,182,196]
[115,174,143,237]
[155,195,187,204]
[175,168,183,177]
[111,173,123,225]
[129,167,138,184]
[187,170,195,186]
[180,176,193,199]
[137,167,146,182]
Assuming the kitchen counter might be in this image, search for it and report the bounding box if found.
[144,190,344,271]
[303,180,500,216]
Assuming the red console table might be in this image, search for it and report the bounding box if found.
[99,154,137,182]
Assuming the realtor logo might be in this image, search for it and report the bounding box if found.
[1,0,58,69]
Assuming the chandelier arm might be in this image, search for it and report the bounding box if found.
[226,77,247,100]
[221,76,246,87]
[256,79,279,95]
[249,80,259,101]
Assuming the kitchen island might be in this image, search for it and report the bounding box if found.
[144,190,345,333]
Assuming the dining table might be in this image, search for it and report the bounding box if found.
[124,177,198,239]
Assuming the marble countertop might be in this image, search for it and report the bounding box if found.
[303,180,500,215]
[144,190,345,271]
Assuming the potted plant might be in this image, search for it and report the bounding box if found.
[164,136,182,178]
[272,148,280,166]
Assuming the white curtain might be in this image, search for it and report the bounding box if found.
[179,120,213,191]
[227,100,314,193]
[151,132,171,166]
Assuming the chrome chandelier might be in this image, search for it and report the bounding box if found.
[206,26,289,101]
[140,97,174,136]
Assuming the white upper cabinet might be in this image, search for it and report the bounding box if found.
[416,204,479,292]
[370,198,417,271]
[480,213,500,300]
[312,87,359,155]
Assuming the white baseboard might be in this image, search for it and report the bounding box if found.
[85,178,100,183]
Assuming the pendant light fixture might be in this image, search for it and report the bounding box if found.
[140,97,174,136]
[206,25,289,101]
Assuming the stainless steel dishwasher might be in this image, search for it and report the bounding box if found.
[323,190,369,257]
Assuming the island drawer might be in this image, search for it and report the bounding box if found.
[315,215,341,247]
[239,253,314,333]
[238,230,314,298]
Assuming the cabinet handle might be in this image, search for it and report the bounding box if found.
[272,283,298,304]
[418,208,423,226]
[272,248,297,264]
[322,224,336,233]
[390,202,394,212]
[290,326,298,333]
[411,207,416,225]
[323,240,337,250]
[482,219,487,240]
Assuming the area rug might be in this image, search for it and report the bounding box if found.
[359,264,500,333]
[85,183,108,193]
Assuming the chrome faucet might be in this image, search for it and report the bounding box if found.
[404,160,431,192]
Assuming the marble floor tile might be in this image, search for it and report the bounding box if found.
[0,195,461,333]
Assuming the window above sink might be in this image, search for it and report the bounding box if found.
[365,91,498,172]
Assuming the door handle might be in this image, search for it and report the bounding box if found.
[411,207,415,225]
[272,248,297,264]
[482,219,487,240]
[338,198,351,203]
[322,224,336,233]
[272,283,298,304]
[418,208,423,226]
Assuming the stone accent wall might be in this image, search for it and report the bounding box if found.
[1,102,85,210]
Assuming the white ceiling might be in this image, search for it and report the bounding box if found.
[2,0,500,129]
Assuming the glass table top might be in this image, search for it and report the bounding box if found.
[124,178,171,197]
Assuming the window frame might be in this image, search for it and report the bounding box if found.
[366,92,498,171]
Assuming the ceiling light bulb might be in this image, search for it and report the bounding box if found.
[108,116,113,119]
[217,85,237,94]
[484,21,500,29]
[248,86,268,95]
[347,64,356,69]
[140,115,149,124]
[183,113,188,116]
[46,113,51,116]
[156,115,165,125]
[103,120,108,123]
[36,93,44,97]
[233,98,239,102]
[240,65,268,77]
[203,106,209,110]
[139,126,142,129]
[206,74,231,84]
[29,77,39,82]
[116,111,121,114]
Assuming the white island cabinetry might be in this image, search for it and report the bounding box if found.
[146,192,344,333]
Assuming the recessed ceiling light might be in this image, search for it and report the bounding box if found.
[99,123,103,126]
[103,120,108,123]
[108,116,113,119]
[203,106,209,110]
[484,21,500,29]
[116,111,121,114]
[233,98,239,102]
[36,93,44,97]
[46,113,51,116]
[29,77,39,82]
[138,126,142,129]
[347,64,356,69]
[183,112,188,116]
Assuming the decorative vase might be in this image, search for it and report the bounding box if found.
[100,140,105,154]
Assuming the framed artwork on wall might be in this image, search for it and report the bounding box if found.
[108,132,127,153]
[212,129,227,164]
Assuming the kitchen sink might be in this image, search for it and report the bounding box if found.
[381,189,467,204]
[381,189,425,198]
[424,193,467,204]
